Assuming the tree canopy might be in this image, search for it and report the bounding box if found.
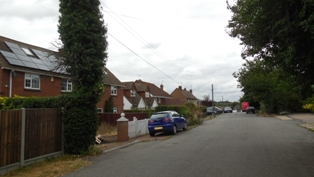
[227,0,314,99]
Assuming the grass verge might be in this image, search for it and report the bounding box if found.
[1,155,91,177]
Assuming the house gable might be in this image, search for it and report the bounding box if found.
[123,95,133,110]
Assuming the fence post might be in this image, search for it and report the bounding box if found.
[145,119,149,134]
[20,108,25,167]
[117,113,129,142]
[133,117,138,137]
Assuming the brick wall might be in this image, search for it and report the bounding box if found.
[0,70,64,97]
[96,85,124,114]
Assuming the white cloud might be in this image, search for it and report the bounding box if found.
[1,0,244,101]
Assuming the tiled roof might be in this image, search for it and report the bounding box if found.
[134,79,147,92]
[103,67,124,87]
[134,79,172,98]
[162,98,185,106]
[181,89,197,99]
[122,82,134,90]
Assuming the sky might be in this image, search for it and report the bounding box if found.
[0,0,244,102]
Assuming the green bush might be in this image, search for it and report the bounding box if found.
[0,95,68,109]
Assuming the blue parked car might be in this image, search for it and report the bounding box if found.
[148,111,187,137]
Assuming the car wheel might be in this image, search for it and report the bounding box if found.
[149,132,155,137]
[183,122,187,130]
[172,125,177,135]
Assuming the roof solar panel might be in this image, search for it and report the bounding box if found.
[17,54,32,62]
[6,57,25,66]
[4,41,20,49]
[30,57,45,65]
[2,41,64,72]
[11,48,27,56]
[32,49,44,56]
[36,64,49,71]
[0,50,19,59]
[22,61,39,69]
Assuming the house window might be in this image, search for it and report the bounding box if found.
[130,90,136,97]
[61,79,72,92]
[97,108,103,113]
[24,73,40,89]
[113,107,117,113]
[145,92,149,98]
[111,86,117,95]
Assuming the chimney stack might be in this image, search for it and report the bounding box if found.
[160,84,164,90]
[179,86,182,90]
[190,89,192,93]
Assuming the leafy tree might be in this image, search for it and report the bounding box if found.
[234,59,301,113]
[227,0,314,99]
[201,94,213,107]
[58,0,108,154]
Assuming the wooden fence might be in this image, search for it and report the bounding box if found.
[98,113,148,125]
[0,108,63,175]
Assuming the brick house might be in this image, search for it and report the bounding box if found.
[0,36,71,98]
[133,80,173,109]
[122,82,145,110]
[96,67,125,113]
[0,35,125,114]
[170,86,198,105]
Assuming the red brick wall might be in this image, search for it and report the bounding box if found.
[0,70,64,97]
[96,85,124,114]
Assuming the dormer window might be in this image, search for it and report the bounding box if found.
[130,90,136,97]
[145,92,149,98]
[21,47,34,56]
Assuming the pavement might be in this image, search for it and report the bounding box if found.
[275,113,314,130]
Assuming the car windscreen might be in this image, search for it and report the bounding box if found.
[150,113,168,120]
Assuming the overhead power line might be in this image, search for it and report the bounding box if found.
[102,4,183,73]
[108,33,180,84]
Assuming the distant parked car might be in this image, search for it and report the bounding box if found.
[207,107,216,115]
[224,107,233,113]
[207,106,223,115]
[246,106,256,114]
[148,111,187,137]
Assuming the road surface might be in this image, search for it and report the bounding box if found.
[64,112,314,177]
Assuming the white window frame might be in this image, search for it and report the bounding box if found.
[111,86,117,96]
[130,90,136,97]
[24,73,40,89]
[97,108,103,113]
[113,107,117,113]
[145,92,149,98]
[61,79,72,92]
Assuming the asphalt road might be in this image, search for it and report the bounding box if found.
[63,113,314,177]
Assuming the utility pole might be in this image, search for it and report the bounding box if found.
[212,84,214,108]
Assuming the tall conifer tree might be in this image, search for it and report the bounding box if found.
[58,0,108,154]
